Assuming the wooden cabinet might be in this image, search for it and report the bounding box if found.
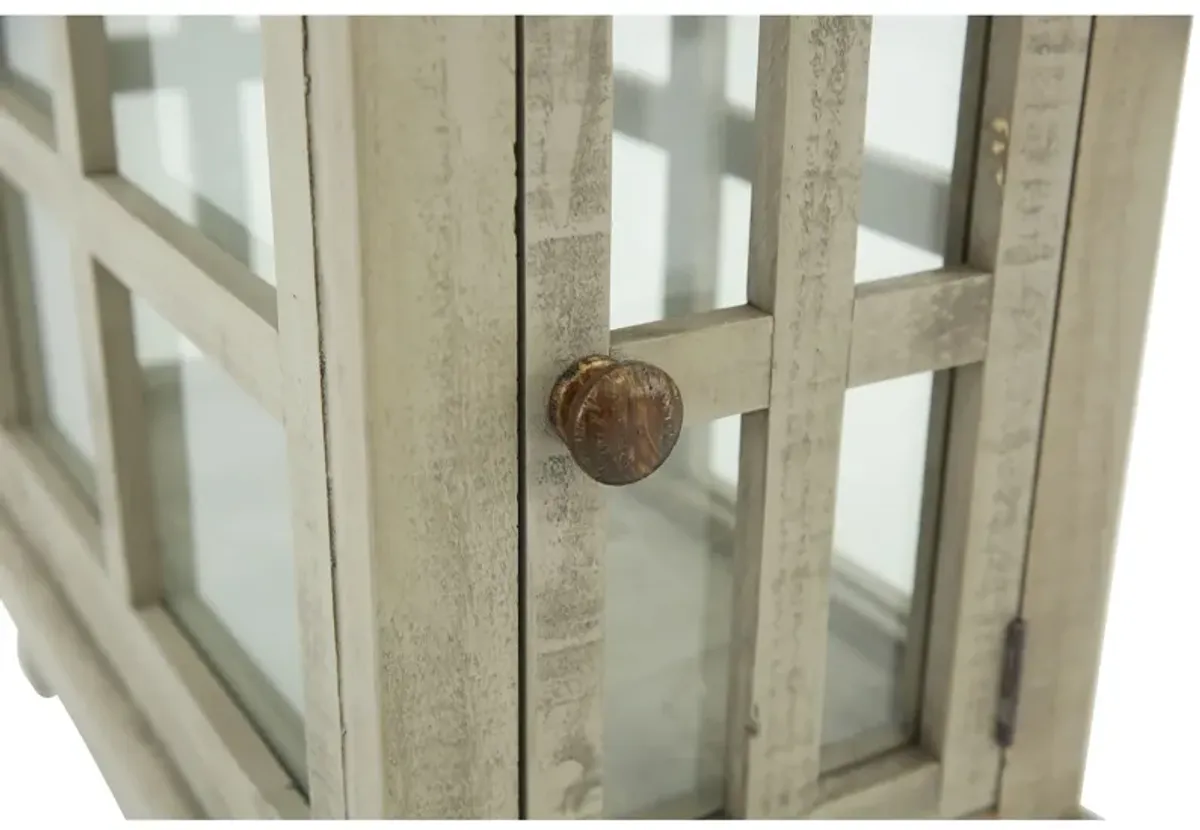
[0,15,1188,820]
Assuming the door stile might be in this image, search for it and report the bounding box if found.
[997,16,1191,818]
[920,16,1092,819]
[306,16,521,818]
[261,16,347,817]
[517,15,613,820]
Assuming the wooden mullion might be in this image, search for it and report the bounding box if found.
[47,15,160,605]
[726,16,872,819]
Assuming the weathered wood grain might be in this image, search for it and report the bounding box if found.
[847,268,992,387]
[262,16,346,817]
[998,16,1191,819]
[726,16,871,819]
[612,306,771,423]
[306,16,520,818]
[519,15,612,820]
[613,267,996,425]
[920,16,1092,819]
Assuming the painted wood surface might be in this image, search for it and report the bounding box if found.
[998,16,1191,819]
[306,16,521,818]
[519,15,612,819]
[726,16,871,819]
[261,16,346,817]
[46,16,161,606]
[920,16,1091,818]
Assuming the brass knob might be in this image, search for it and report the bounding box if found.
[548,355,684,486]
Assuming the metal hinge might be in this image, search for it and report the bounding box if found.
[995,617,1027,748]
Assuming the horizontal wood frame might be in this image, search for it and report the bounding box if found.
[613,266,995,423]
[0,83,281,419]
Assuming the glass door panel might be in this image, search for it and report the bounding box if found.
[604,13,973,814]
[88,14,304,781]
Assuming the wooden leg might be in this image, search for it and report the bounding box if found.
[17,633,55,699]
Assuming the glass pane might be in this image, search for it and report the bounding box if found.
[105,16,276,283]
[0,179,95,493]
[606,416,740,818]
[611,17,747,330]
[612,16,969,330]
[822,372,936,770]
[857,16,970,282]
[135,299,303,780]
[0,16,54,115]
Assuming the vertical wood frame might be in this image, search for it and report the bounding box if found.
[0,150,96,498]
[46,16,161,605]
[921,16,1091,819]
[306,16,521,819]
[0,179,25,426]
[261,17,346,817]
[518,16,612,821]
[998,16,1191,818]
[726,16,872,819]
[0,85,59,440]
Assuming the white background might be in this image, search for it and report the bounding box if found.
[2,10,1198,825]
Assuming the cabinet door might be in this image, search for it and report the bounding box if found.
[0,14,323,818]
[517,15,1090,820]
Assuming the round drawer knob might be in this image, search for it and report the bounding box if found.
[548,355,684,486]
